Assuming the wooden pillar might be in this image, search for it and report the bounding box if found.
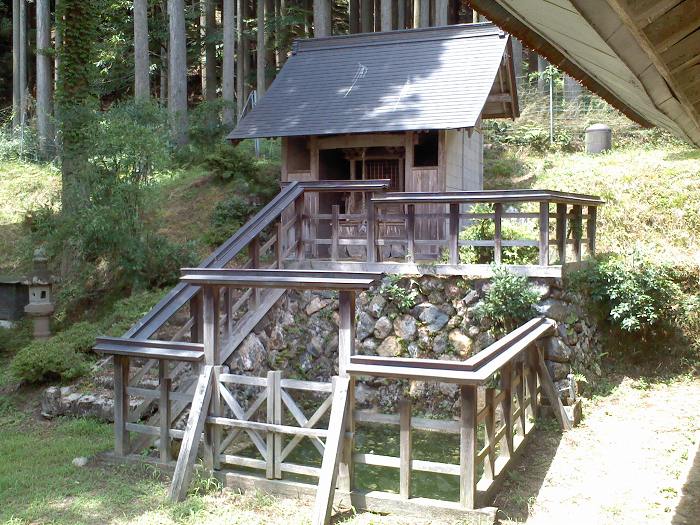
[419,0,429,27]
[397,0,405,29]
[295,193,305,259]
[459,385,477,509]
[202,286,221,365]
[483,388,496,481]
[337,289,356,494]
[114,356,130,456]
[539,201,550,266]
[572,204,583,262]
[159,360,172,462]
[331,204,340,261]
[494,203,503,265]
[399,398,412,499]
[366,197,377,263]
[587,205,597,257]
[406,203,416,263]
[276,219,285,268]
[190,293,204,344]
[249,237,261,307]
[556,203,567,264]
[449,202,459,264]
[381,0,392,30]
[499,363,514,460]
[404,132,414,189]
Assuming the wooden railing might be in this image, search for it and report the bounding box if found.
[345,317,566,510]
[303,189,604,266]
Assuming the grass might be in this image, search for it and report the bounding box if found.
[485,142,700,265]
[0,160,60,274]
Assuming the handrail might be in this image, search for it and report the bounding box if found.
[371,189,604,206]
[123,181,305,340]
[281,179,391,192]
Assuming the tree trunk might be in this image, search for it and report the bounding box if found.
[160,45,167,105]
[201,0,217,101]
[168,0,188,144]
[134,0,150,100]
[55,0,61,92]
[537,54,548,95]
[257,0,266,97]
[380,0,391,31]
[36,0,54,157]
[17,0,28,130]
[349,0,359,33]
[222,0,235,124]
[360,0,371,32]
[418,0,428,27]
[12,0,20,129]
[236,0,245,117]
[434,0,447,26]
[397,0,404,30]
[313,0,330,36]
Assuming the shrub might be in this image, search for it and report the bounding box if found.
[205,194,261,246]
[457,204,539,265]
[568,253,683,333]
[381,276,419,313]
[476,266,539,334]
[11,340,90,383]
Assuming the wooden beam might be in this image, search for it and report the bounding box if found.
[311,376,351,525]
[534,345,572,431]
[169,365,214,502]
[114,356,130,456]
[641,0,700,52]
[399,399,412,499]
[630,0,685,27]
[316,133,405,150]
[459,385,477,509]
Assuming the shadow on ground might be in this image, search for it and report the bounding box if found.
[673,438,700,525]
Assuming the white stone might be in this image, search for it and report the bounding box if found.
[72,457,89,467]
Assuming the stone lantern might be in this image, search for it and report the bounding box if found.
[23,247,55,340]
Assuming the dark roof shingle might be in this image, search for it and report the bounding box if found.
[228,23,509,140]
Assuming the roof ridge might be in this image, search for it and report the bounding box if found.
[292,23,505,54]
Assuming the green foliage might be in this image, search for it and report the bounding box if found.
[476,266,539,333]
[0,321,32,355]
[206,194,261,246]
[568,253,684,333]
[9,289,163,384]
[381,276,419,313]
[457,204,539,265]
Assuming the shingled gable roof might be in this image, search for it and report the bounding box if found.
[227,23,516,140]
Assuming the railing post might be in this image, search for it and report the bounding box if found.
[159,360,172,463]
[189,293,203,344]
[249,238,261,308]
[337,290,356,494]
[527,346,539,421]
[399,398,412,500]
[266,370,281,479]
[459,384,477,509]
[276,219,284,268]
[406,204,415,263]
[202,286,220,366]
[484,388,496,482]
[114,355,130,456]
[539,201,550,266]
[572,204,583,262]
[494,203,503,265]
[331,204,340,261]
[499,363,514,461]
[449,203,460,264]
[295,193,305,260]
[223,287,232,343]
[587,205,597,257]
[556,203,567,264]
[366,198,377,263]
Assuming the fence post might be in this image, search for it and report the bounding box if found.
[114,355,130,456]
[587,205,597,257]
[459,385,477,509]
[331,204,339,261]
[337,290,356,494]
[159,360,172,463]
[190,293,203,345]
[539,201,550,266]
[449,203,460,264]
[572,205,583,262]
[366,199,377,263]
[399,398,412,499]
[406,204,415,263]
[295,193,305,260]
[202,286,220,366]
[483,388,496,482]
[494,203,503,265]
[500,363,514,460]
[556,204,567,264]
